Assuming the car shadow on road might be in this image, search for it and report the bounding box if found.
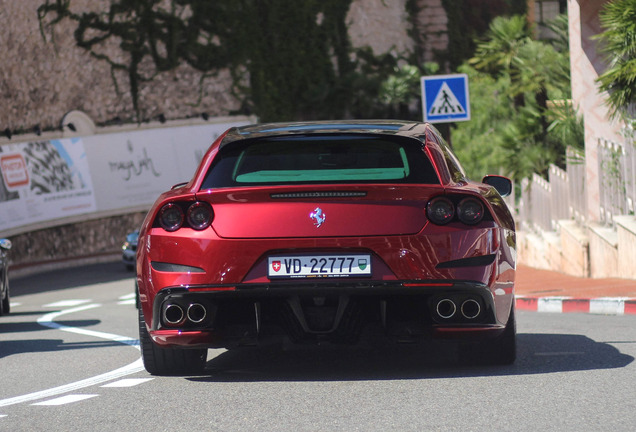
[0,338,126,359]
[11,261,134,296]
[190,333,634,382]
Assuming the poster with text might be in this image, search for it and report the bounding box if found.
[83,120,250,212]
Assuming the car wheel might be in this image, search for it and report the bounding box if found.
[459,304,516,366]
[138,307,207,376]
[0,272,9,316]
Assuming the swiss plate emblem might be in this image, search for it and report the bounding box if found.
[309,207,326,227]
[271,261,282,272]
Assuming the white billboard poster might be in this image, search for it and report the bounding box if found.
[0,118,251,235]
[0,138,97,232]
[83,121,248,212]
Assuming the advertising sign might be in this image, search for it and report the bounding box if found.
[0,138,97,232]
[0,119,251,235]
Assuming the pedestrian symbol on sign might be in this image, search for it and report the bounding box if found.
[428,82,465,116]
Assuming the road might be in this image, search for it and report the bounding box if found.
[1,262,636,431]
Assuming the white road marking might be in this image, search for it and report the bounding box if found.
[0,360,144,408]
[37,304,139,346]
[0,304,144,409]
[43,299,92,308]
[9,302,21,308]
[118,299,136,306]
[535,352,585,356]
[101,378,153,388]
[118,293,136,305]
[32,394,99,406]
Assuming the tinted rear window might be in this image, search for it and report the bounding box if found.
[200,135,439,188]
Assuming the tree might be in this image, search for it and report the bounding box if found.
[594,0,636,122]
[453,14,582,181]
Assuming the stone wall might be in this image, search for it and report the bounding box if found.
[2,1,431,137]
[0,0,240,133]
[8,210,147,275]
[518,216,636,280]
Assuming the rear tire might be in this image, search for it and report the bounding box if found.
[138,307,207,375]
[459,304,516,365]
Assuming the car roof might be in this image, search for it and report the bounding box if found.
[220,120,433,147]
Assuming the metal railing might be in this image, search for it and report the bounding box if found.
[517,136,636,232]
[517,146,587,232]
[598,138,636,225]
[566,146,587,225]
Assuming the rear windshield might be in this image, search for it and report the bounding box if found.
[200,135,440,188]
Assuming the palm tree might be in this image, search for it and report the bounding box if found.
[469,15,531,78]
[594,0,636,122]
[464,14,580,181]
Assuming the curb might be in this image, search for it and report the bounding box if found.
[516,296,636,315]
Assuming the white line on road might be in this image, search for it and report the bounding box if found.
[118,299,137,306]
[43,299,92,308]
[32,394,99,406]
[534,352,585,356]
[0,359,144,408]
[0,304,144,408]
[101,378,154,388]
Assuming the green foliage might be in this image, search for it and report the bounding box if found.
[451,65,511,179]
[594,0,636,121]
[378,62,438,120]
[440,0,519,71]
[453,14,583,182]
[469,15,531,75]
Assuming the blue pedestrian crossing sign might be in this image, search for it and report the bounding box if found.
[421,74,470,123]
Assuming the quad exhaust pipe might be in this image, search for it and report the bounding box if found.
[435,298,481,320]
[187,303,207,323]
[163,303,185,325]
[460,299,481,319]
[436,299,456,319]
[163,302,209,326]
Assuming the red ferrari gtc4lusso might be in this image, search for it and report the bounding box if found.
[136,120,516,375]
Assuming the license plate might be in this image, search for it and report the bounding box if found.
[268,255,372,278]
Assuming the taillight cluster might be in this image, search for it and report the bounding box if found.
[426,196,485,225]
[158,201,214,232]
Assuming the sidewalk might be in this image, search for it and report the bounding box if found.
[515,264,636,315]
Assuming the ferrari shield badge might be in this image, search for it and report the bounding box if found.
[310,207,326,227]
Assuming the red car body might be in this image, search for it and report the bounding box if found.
[136,120,516,374]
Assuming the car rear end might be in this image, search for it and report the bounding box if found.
[136,122,516,373]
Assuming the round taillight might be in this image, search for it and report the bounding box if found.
[457,197,485,225]
[427,197,455,225]
[159,203,184,232]
[187,202,213,230]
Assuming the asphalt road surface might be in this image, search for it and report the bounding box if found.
[1,262,635,431]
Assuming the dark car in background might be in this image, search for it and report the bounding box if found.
[136,120,516,375]
[122,230,139,271]
[0,238,12,315]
